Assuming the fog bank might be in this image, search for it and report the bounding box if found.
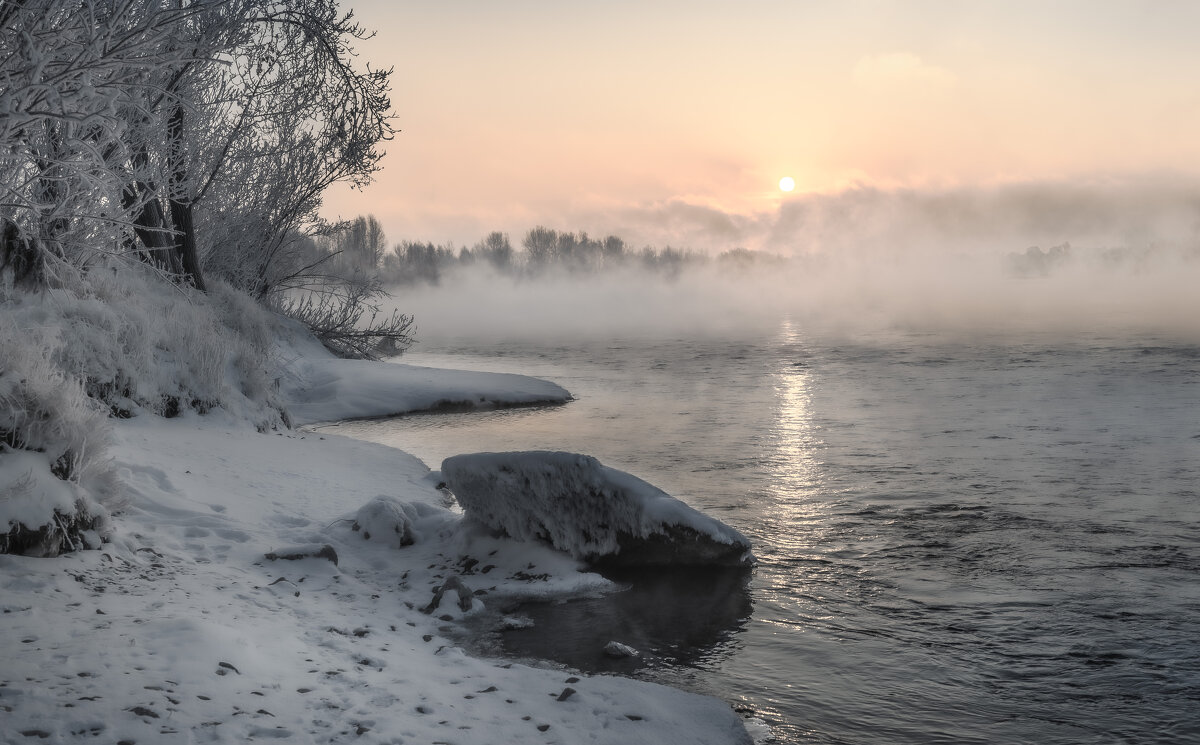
[382,178,1200,345]
[387,246,1200,346]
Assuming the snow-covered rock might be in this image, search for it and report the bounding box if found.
[441,451,753,568]
[604,641,639,659]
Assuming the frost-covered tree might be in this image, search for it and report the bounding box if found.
[330,215,387,274]
[0,0,394,295]
[279,214,413,360]
[0,0,204,283]
[195,2,394,297]
[0,1,407,556]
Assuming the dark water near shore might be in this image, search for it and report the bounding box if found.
[336,323,1200,744]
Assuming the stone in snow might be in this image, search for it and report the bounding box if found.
[264,543,339,565]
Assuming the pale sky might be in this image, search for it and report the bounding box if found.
[324,1,1200,253]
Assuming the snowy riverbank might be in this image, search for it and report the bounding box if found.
[0,345,754,744]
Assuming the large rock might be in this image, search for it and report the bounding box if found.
[441,451,753,568]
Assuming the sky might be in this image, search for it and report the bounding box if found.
[324,1,1200,255]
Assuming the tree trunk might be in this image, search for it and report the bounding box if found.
[169,198,205,290]
[168,103,206,291]
[122,181,183,275]
[1,219,41,285]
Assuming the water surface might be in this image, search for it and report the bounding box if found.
[335,323,1200,743]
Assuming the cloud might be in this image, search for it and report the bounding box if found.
[561,176,1200,259]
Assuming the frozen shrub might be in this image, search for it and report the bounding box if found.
[0,319,115,556]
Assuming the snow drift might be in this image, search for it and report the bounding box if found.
[441,451,753,567]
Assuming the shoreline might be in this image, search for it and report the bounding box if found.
[0,355,755,744]
[303,397,571,431]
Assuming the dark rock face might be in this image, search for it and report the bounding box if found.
[590,525,752,569]
[441,451,753,568]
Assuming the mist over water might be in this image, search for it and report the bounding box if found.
[387,246,1200,347]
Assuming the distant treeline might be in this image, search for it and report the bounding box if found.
[319,217,787,286]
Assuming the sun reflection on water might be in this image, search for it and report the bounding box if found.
[768,318,826,515]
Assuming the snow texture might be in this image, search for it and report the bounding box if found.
[0,416,751,745]
[0,450,86,531]
[441,451,754,567]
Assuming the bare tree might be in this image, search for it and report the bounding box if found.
[523,226,558,268]
[276,276,414,360]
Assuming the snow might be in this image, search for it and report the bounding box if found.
[441,451,754,566]
[0,316,115,555]
[275,319,572,426]
[0,343,754,743]
[281,357,571,426]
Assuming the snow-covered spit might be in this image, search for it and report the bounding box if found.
[0,327,755,743]
[276,320,572,426]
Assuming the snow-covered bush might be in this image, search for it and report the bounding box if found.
[6,264,286,428]
[351,495,451,548]
[0,319,115,556]
[0,261,298,555]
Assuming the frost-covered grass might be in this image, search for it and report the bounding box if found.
[1,264,285,427]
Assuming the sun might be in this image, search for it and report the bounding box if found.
[778,176,795,192]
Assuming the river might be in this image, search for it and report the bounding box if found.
[333,321,1200,744]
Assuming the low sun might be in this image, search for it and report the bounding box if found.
[778,176,795,192]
